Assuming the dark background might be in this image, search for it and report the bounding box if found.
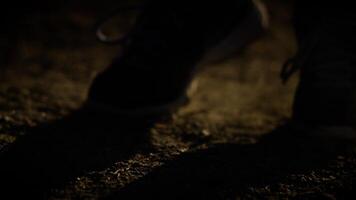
[2,1,355,199]
[0,0,141,67]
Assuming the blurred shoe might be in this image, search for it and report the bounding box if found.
[86,0,268,118]
[280,2,356,144]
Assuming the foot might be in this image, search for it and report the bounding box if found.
[280,1,356,147]
[86,0,268,118]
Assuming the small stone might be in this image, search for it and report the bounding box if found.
[202,129,211,136]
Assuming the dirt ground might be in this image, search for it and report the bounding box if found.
[1,1,356,199]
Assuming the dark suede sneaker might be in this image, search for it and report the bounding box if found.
[86,0,268,118]
[280,2,356,144]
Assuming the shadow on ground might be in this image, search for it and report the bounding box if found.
[107,126,346,200]
[0,108,155,198]
[1,111,347,199]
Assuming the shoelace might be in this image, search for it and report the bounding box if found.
[280,29,320,84]
[95,5,144,45]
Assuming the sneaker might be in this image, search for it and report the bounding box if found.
[86,0,268,118]
[280,2,356,143]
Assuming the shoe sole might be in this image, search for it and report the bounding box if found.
[84,79,198,118]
